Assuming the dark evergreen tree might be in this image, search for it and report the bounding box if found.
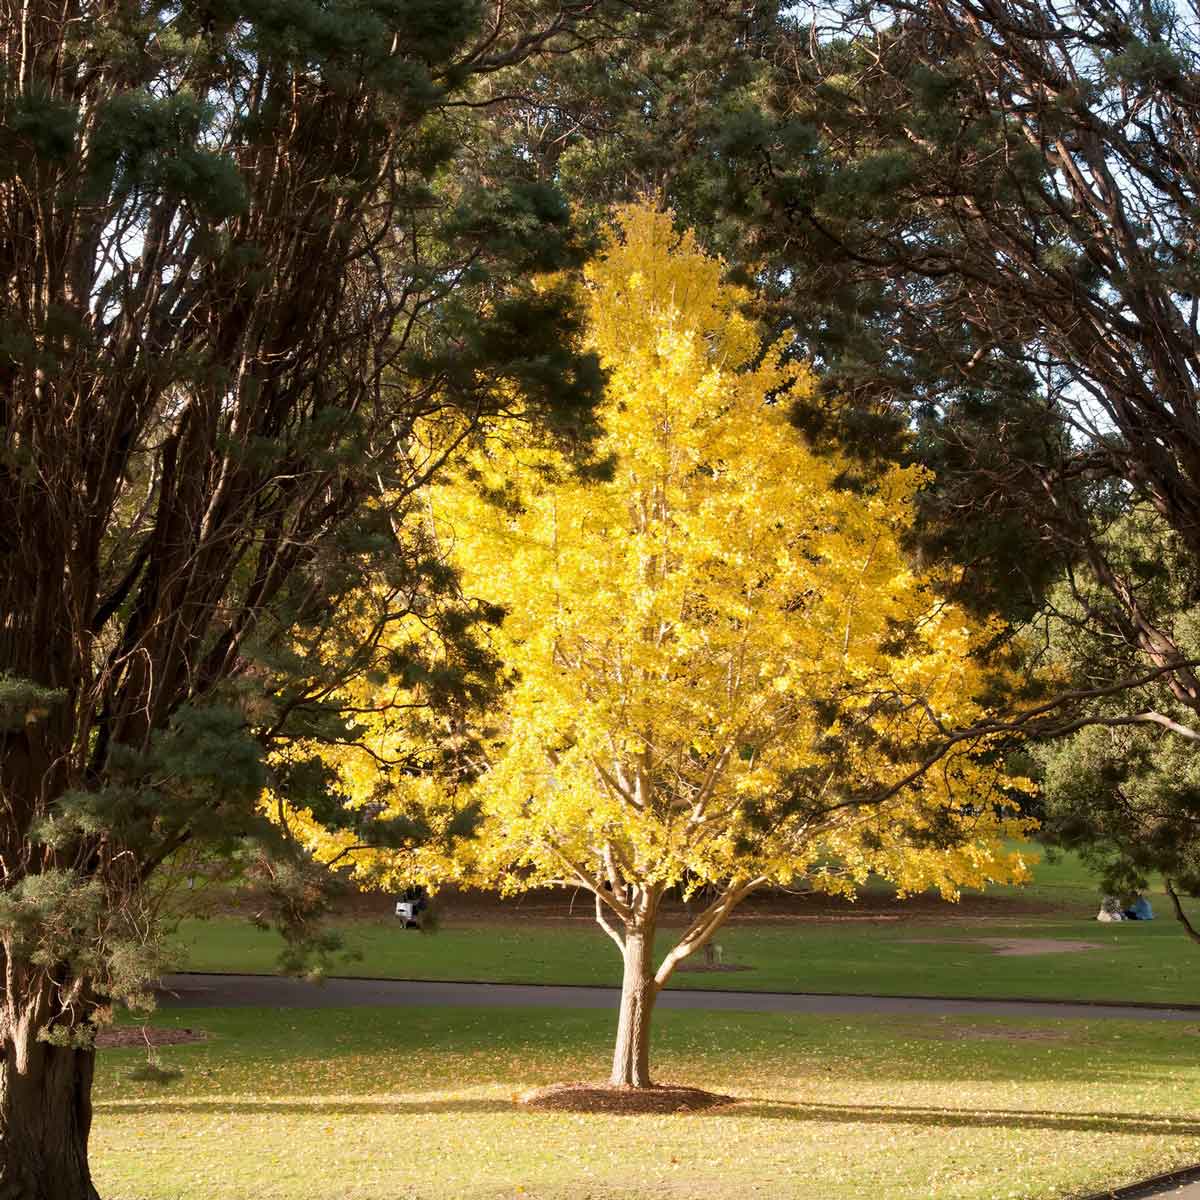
[0,1,621,1194]
[726,1,1200,914]
[1029,509,1200,922]
[725,1,1200,611]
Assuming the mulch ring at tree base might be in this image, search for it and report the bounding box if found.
[96,1027,208,1049]
[520,1083,735,1114]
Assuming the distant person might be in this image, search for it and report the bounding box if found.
[1097,895,1124,922]
[1123,894,1154,921]
[394,884,429,929]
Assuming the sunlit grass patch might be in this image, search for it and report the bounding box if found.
[92,1005,1200,1199]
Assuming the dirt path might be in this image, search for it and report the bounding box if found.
[157,973,1199,1021]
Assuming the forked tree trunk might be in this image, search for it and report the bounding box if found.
[610,922,658,1087]
[605,879,755,1088]
[0,998,99,1200]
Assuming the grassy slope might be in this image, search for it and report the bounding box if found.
[92,1004,1200,1200]
[169,848,1200,1006]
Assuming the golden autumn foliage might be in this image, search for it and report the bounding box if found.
[262,580,497,892]
[284,204,1035,900]
[274,202,1033,1085]
[273,206,1034,1059]
[430,206,1031,912]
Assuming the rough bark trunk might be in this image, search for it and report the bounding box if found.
[0,1003,99,1200]
[610,922,658,1088]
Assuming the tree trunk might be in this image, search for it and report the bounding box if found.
[610,923,658,1088]
[0,1008,99,1200]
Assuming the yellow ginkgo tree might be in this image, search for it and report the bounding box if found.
[423,204,1031,1089]
[276,203,1032,1088]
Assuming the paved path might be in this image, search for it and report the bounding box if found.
[1095,1175,1200,1199]
[159,972,1200,1021]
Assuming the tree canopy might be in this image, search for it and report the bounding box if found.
[348,204,1031,1087]
[516,3,1200,874]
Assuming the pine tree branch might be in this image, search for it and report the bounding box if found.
[1165,879,1200,947]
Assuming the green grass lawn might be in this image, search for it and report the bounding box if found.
[92,1003,1200,1200]
[168,846,1200,1006]
[171,913,1200,1006]
[963,842,1108,903]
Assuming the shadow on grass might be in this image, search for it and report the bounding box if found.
[96,1093,1200,1137]
[731,1100,1200,1136]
